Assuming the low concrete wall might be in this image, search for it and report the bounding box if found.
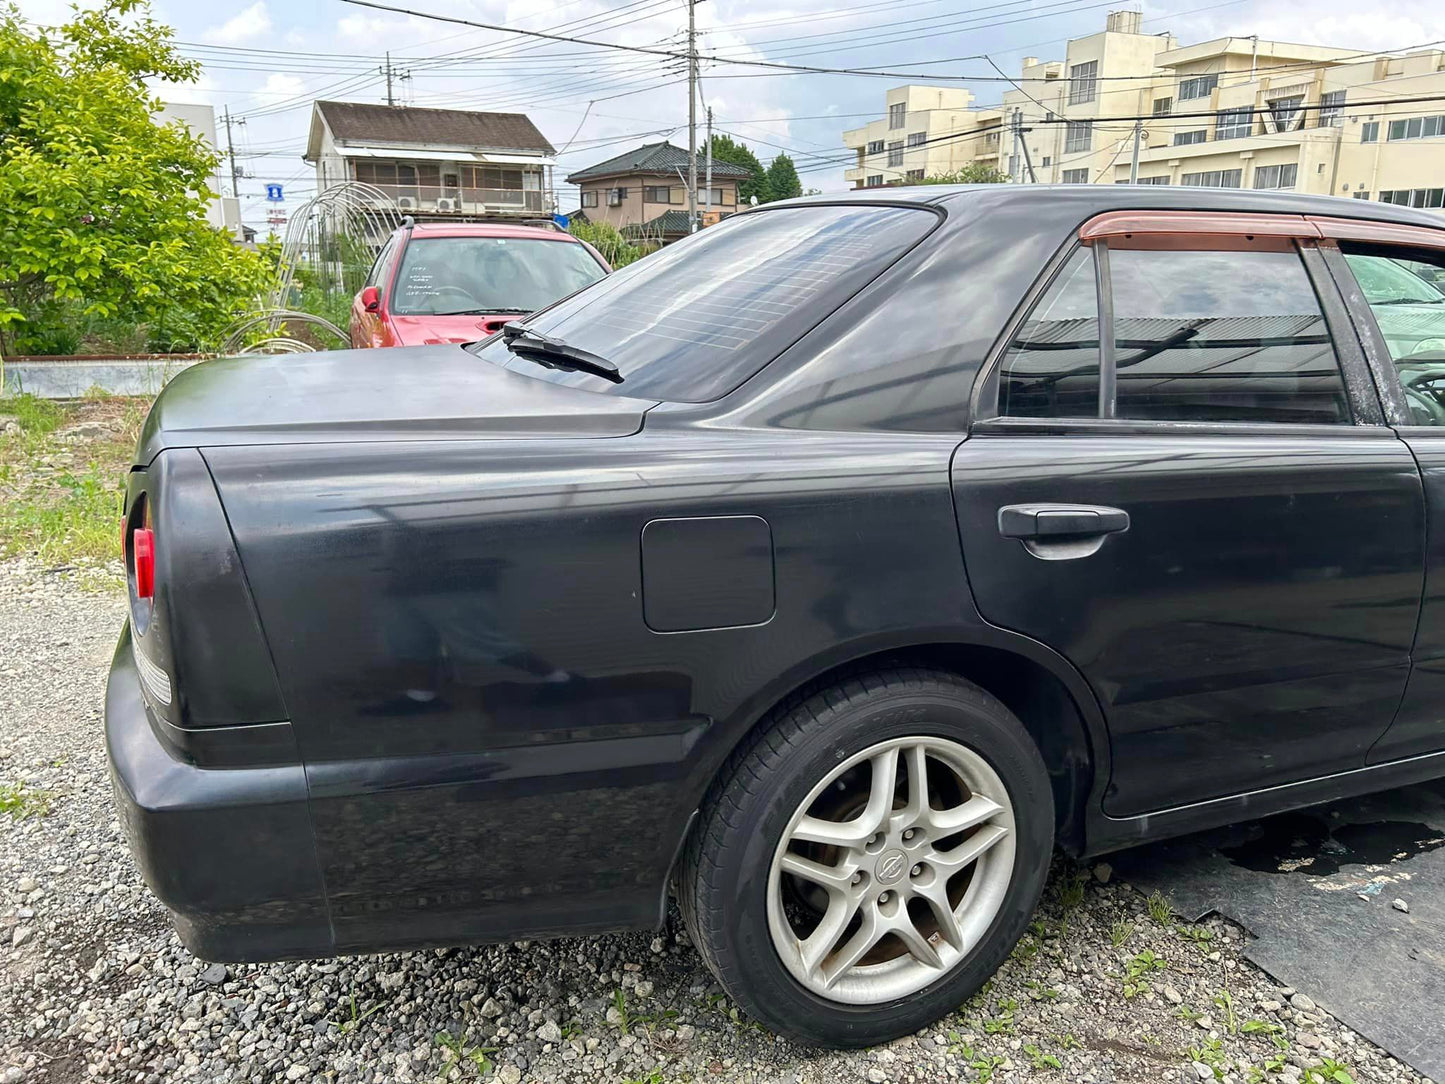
[2,356,204,398]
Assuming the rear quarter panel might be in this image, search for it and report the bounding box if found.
[204,428,975,950]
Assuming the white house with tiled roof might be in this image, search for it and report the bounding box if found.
[304,100,557,222]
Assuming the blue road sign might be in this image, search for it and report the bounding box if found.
[265,184,284,202]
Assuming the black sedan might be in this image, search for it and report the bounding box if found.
[108,185,1445,1047]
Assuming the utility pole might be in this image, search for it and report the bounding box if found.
[687,0,699,233]
[379,53,410,106]
[1018,121,1038,184]
[705,106,713,222]
[1129,119,1143,183]
[1010,108,1022,183]
[222,107,243,199]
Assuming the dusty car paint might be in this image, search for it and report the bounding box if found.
[108,185,1445,962]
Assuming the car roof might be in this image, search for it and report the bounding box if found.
[762,184,1445,233]
[401,222,579,241]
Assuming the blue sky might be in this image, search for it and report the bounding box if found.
[18,0,1445,229]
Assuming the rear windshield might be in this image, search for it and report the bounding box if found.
[390,236,606,315]
[469,204,937,402]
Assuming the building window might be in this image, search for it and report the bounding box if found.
[1252,163,1298,189]
[1068,60,1098,105]
[1181,168,1243,187]
[1173,129,1207,146]
[1064,121,1092,153]
[906,132,926,147]
[906,168,925,182]
[1178,73,1219,100]
[1041,156,1051,167]
[866,174,884,187]
[1387,115,1445,141]
[644,185,671,204]
[887,141,903,167]
[1153,97,1173,116]
[1062,168,1089,184]
[1268,96,1304,130]
[1216,108,1253,140]
[580,190,597,208]
[867,139,884,155]
[1136,175,1170,185]
[1353,191,1370,200]
[888,102,906,130]
[1379,188,1445,208]
[1319,90,1345,127]
[1362,121,1379,143]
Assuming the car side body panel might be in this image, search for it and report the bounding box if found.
[205,428,987,951]
[107,186,1445,960]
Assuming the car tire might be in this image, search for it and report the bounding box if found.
[677,666,1054,1048]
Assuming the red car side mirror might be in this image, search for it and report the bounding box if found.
[361,286,380,313]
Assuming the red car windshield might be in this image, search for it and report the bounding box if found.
[390,237,606,316]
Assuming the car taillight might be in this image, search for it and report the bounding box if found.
[134,527,155,599]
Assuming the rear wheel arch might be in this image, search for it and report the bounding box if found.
[695,635,1104,858]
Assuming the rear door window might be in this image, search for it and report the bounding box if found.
[995,238,1351,424]
[1109,248,1348,424]
[471,204,938,402]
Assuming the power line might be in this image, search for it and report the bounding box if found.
[791,89,1445,176]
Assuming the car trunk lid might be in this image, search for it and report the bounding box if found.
[135,344,656,466]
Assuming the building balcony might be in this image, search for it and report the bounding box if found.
[340,182,552,216]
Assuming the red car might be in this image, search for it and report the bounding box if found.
[350,222,610,348]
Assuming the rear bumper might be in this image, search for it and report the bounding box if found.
[105,624,334,961]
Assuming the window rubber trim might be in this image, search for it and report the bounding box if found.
[972,214,1386,431]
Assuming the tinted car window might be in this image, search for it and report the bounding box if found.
[471,205,937,403]
[1341,245,1445,425]
[998,248,1100,417]
[1109,248,1349,424]
[390,237,605,315]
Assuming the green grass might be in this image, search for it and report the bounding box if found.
[0,394,148,569]
[433,1030,498,1078]
[1146,891,1174,925]
[326,992,383,1035]
[0,782,55,820]
[2,393,63,435]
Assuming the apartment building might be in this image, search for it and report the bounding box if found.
[842,10,1445,212]
[842,87,1004,187]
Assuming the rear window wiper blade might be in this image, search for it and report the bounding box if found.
[501,324,624,383]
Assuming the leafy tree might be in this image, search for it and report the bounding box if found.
[918,164,1012,185]
[568,219,651,269]
[706,134,770,206]
[0,0,272,355]
[764,154,803,202]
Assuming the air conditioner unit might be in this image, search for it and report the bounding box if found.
[396,196,416,210]
[435,197,456,212]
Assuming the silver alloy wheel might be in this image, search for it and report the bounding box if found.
[765,736,1016,1005]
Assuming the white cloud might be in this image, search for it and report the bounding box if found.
[259,72,306,100]
[201,0,272,46]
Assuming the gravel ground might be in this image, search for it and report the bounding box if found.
[0,558,1431,1084]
